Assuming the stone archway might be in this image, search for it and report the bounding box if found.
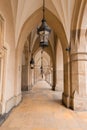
[31,35,54,88]
[15,8,70,108]
[34,50,52,84]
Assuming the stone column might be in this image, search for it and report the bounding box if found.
[70,53,87,110]
[31,69,34,86]
[28,65,33,90]
[52,68,56,91]
[55,39,64,91]
[0,47,7,114]
[70,29,87,110]
[21,65,29,91]
[56,69,63,91]
[21,41,30,91]
[0,50,3,114]
[49,72,51,85]
[62,61,70,108]
[50,71,53,86]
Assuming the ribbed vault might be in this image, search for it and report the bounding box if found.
[10,0,85,46]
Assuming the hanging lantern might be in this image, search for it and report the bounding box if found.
[30,57,34,69]
[37,19,51,47]
[37,0,51,48]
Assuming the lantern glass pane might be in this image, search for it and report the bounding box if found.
[40,35,44,42]
[30,64,34,69]
[44,34,49,42]
[45,30,50,35]
[39,30,44,35]
[40,30,49,35]
[40,34,49,42]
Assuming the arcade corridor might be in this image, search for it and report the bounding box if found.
[0,81,87,130]
[1,0,87,129]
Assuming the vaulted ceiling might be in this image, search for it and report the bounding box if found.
[10,0,86,47]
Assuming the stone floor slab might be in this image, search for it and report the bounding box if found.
[0,81,87,130]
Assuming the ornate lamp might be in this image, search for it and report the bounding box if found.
[30,55,34,69]
[37,0,51,48]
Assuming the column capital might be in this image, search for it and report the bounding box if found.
[70,52,87,62]
[71,29,86,39]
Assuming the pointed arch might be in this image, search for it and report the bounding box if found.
[15,7,70,107]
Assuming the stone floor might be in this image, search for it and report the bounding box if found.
[0,81,87,130]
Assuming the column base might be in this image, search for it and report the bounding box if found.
[15,93,22,106]
[62,93,70,108]
[6,93,22,113]
[55,81,63,92]
[0,94,22,125]
[55,85,63,91]
[21,86,28,91]
[28,85,33,91]
[71,92,87,111]
[0,93,22,115]
[52,86,55,91]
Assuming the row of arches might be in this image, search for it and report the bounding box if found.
[0,1,87,115]
[21,36,63,90]
[13,3,87,111]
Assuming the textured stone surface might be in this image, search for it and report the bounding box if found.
[0,81,87,130]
